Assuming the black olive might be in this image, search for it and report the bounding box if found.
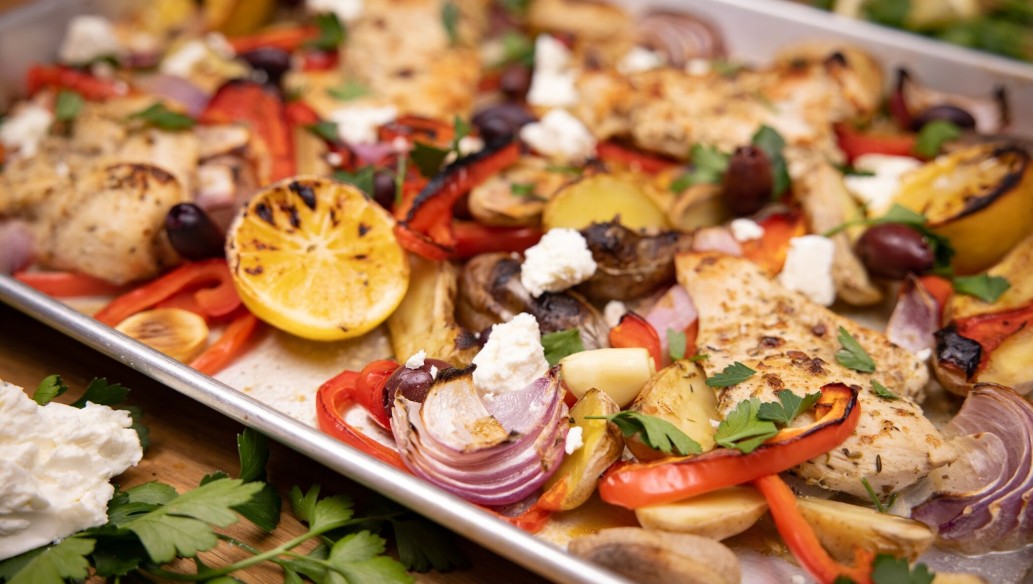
[911,104,977,131]
[472,103,535,145]
[934,326,982,379]
[722,145,773,216]
[372,170,397,211]
[855,224,935,280]
[381,358,453,418]
[240,47,292,87]
[499,64,532,99]
[165,203,225,260]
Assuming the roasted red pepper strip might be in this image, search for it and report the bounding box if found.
[396,141,520,259]
[14,271,123,298]
[200,80,296,182]
[356,359,401,430]
[609,312,663,370]
[93,259,240,326]
[955,302,1033,370]
[754,474,875,584]
[740,211,808,276]
[379,115,455,149]
[452,221,543,258]
[226,24,319,54]
[596,141,679,174]
[487,480,567,533]
[598,383,860,508]
[26,65,126,100]
[916,275,953,325]
[190,309,260,375]
[835,123,917,163]
[316,369,410,472]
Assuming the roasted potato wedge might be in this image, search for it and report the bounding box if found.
[952,233,1033,319]
[543,173,670,232]
[568,527,740,584]
[634,487,767,540]
[467,157,569,227]
[626,360,719,459]
[966,326,1033,395]
[797,497,936,562]
[543,389,623,511]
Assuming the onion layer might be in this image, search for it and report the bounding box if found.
[885,275,940,354]
[911,384,1033,553]
[644,284,697,360]
[391,367,569,506]
[0,220,36,275]
[634,10,726,68]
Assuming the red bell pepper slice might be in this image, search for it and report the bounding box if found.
[835,123,917,163]
[754,474,875,584]
[913,275,953,325]
[487,480,567,534]
[356,359,401,430]
[596,141,679,174]
[226,24,319,54]
[740,211,808,276]
[609,312,663,370]
[955,302,1033,371]
[452,221,543,258]
[190,309,260,375]
[316,369,410,472]
[285,100,321,127]
[200,80,296,182]
[598,383,860,508]
[93,259,241,326]
[14,271,123,298]
[26,65,127,100]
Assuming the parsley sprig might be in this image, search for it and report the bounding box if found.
[716,389,821,454]
[705,361,757,387]
[586,411,702,456]
[33,375,148,448]
[835,327,876,373]
[670,144,729,192]
[410,116,473,178]
[757,389,821,426]
[541,328,585,366]
[128,103,195,131]
[870,379,899,401]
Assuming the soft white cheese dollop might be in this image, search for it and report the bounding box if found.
[843,154,922,216]
[564,425,584,455]
[329,105,398,145]
[527,34,578,108]
[0,104,54,159]
[58,16,121,64]
[777,235,836,306]
[405,349,427,370]
[472,313,550,397]
[160,39,210,78]
[730,218,765,242]
[519,109,596,164]
[520,228,598,297]
[603,300,628,329]
[617,47,664,74]
[307,0,364,22]
[0,380,142,561]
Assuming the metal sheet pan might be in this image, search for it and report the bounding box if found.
[3,1,1033,582]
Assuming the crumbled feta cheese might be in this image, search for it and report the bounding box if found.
[686,58,712,76]
[160,39,209,78]
[843,154,922,216]
[429,365,439,379]
[307,0,364,22]
[58,15,121,64]
[405,349,426,370]
[527,34,578,108]
[472,313,550,397]
[205,32,235,59]
[916,348,932,362]
[519,109,596,164]
[520,228,598,297]
[457,135,484,156]
[730,218,765,242]
[777,235,836,306]
[326,151,344,166]
[603,300,628,329]
[617,46,664,74]
[0,380,142,560]
[533,34,572,72]
[329,105,398,145]
[0,104,54,159]
[564,425,584,455]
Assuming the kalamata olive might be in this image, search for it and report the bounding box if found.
[372,169,396,211]
[855,224,935,280]
[472,103,535,145]
[381,358,453,417]
[911,104,977,131]
[499,64,532,99]
[721,145,773,216]
[165,203,225,260]
[240,47,292,86]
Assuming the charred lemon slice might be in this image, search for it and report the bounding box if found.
[227,176,409,341]
[894,144,1033,274]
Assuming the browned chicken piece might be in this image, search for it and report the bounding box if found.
[675,252,953,498]
[342,0,488,119]
[577,222,693,302]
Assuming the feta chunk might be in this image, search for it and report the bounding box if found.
[520,228,598,297]
[777,235,836,306]
[519,109,596,164]
[329,105,398,145]
[564,425,584,455]
[58,15,121,64]
[405,349,426,370]
[429,365,439,379]
[307,0,364,22]
[160,39,210,78]
[618,47,664,74]
[527,34,578,108]
[472,313,550,397]
[843,154,922,216]
[730,218,765,242]
[0,104,54,159]
[603,300,628,329]
[686,58,712,76]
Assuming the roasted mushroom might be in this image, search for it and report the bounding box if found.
[568,527,740,584]
[576,221,693,302]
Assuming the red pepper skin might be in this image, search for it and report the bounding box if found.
[300,50,339,71]
[227,24,319,54]
[190,309,260,375]
[914,275,953,325]
[598,383,860,508]
[609,313,663,370]
[486,480,567,533]
[200,80,296,182]
[835,123,917,163]
[316,369,410,472]
[14,271,123,298]
[452,222,543,258]
[596,141,679,174]
[740,211,808,276]
[93,259,241,326]
[379,115,455,149]
[955,302,1033,372]
[356,359,401,429]
[26,65,126,100]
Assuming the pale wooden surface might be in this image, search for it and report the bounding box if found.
[0,302,550,583]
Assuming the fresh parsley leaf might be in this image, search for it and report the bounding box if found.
[914,120,961,158]
[308,120,340,143]
[587,411,702,456]
[327,79,370,101]
[289,485,321,525]
[308,12,345,51]
[391,516,470,572]
[751,125,790,198]
[861,477,890,514]
[394,154,407,205]
[714,397,778,453]
[870,553,935,584]
[128,103,195,131]
[498,30,535,67]
[0,536,94,583]
[450,115,471,152]
[509,182,540,199]
[952,273,1011,303]
[834,162,876,177]
[334,166,375,197]
[442,1,460,46]
[541,328,585,366]
[32,374,68,405]
[72,377,129,408]
[234,484,281,533]
[326,531,412,584]
[862,0,911,26]
[232,429,281,532]
[688,352,710,362]
[290,485,355,532]
[667,329,687,361]
[836,327,876,373]
[705,361,757,387]
[757,389,821,426]
[55,90,83,123]
[411,141,451,178]
[870,379,900,401]
[670,144,730,192]
[545,163,583,175]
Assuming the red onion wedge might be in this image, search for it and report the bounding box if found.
[644,284,697,361]
[134,74,211,118]
[911,384,1033,554]
[691,226,742,256]
[391,366,569,506]
[634,10,726,68]
[890,68,1009,135]
[0,220,36,275]
[886,275,941,354]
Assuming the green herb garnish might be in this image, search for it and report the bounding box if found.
[307,120,340,143]
[836,327,876,373]
[757,389,822,426]
[870,553,935,584]
[55,90,83,123]
[442,1,460,46]
[870,379,900,401]
[952,273,1011,303]
[670,143,729,192]
[32,374,69,405]
[410,141,451,178]
[128,103,195,131]
[861,477,890,514]
[541,328,585,366]
[705,361,757,387]
[751,125,790,198]
[714,397,778,453]
[327,79,370,101]
[667,329,687,361]
[308,12,345,51]
[914,120,961,158]
[586,411,702,456]
[334,166,376,198]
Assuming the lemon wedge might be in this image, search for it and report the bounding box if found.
[227,176,409,341]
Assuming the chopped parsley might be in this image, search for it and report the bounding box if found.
[667,329,687,361]
[835,327,876,373]
[757,389,822,426]
[308,12,345,51]
[441,1,460,46]
[913,120,961,158]
[586,411,702,456]
[870,379,900,401]
[128,103,195,131]
[541,328,585,365]
[751,125,790,198]
[670,144,729,192]
[714,397,778,453]
[307,121,340,143]
[952,273,1011,303]
[55,90,83,123]
[334,166,376,198]
[327,79,370,101]
[705,361,757,387]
